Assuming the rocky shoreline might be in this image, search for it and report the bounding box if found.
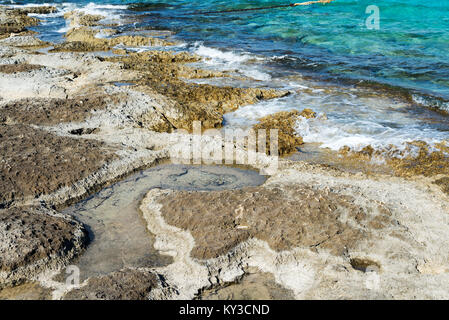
[1,6,449,300]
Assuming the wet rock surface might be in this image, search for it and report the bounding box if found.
[64,11,104,29]
[108,50,290,131]
[59,164,265,283]
[339,141,449,177]
[0,206,88,289]
[140,163,449,300]
[17,6,57,15]
[253,109,316,156]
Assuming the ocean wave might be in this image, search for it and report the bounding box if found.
[191,42,271,81]
[10,2,129,24]
[294,115,446,158]
[225,83,448,159]
[412,93,449,113]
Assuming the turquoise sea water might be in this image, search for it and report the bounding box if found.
[5,0,449,101]
[2,0,448,153]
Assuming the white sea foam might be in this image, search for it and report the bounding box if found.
[412,94,449,113]
[295,114,448,157]
[194,44,250,64]
[11,2,129,26]
[225,85,448,158]
[192,43,271,81]
[6,2,447,159]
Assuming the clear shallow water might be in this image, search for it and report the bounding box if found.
[2,0,448,154]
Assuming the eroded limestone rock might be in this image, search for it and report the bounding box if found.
[253,109,316,156]
[0,124,117,207]
[0,206,88,289]
[64,11,104,29]
[158,185,394,260]
[339,141,449,177]
[0,63,42,74]
[18,6,57,15]
[0,7,39,38]
[434,177,449,195]
[0,93,123,125]
[50,26,171,53]
[63,269,161,300]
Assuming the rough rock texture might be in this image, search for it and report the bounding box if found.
[339,141,449,177]
[0,34,49,48]
[159,185,393,260]
[0,282,52,300]
[0,7,39,38]
[107,50,290,131]
[434,177,449,195]
[3,11,448,300]
[0,206,88,289]
[63,11,104,28]
[0,93,122,125]
[0,124,117,207]
[141,160,449,300]
[149,85,288,131]
[253,109,316,156]
[0,63,42,74]
[107,50,216,79]
[17,6,57,15]
[63,269,160,300]
[50,27,171,53]
[0,12,294,298]
[49,41,104,53]
[199,271,295,300]
[388,141,449,177]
